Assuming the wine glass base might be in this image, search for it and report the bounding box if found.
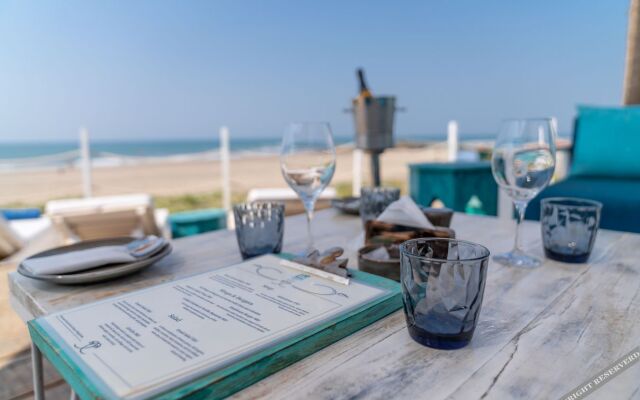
[493,251,541,268]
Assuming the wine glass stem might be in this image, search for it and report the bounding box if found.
[513,200,528,253]
[304,200,315,250]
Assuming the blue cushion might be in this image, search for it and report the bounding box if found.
[0,208,41,220]
[169,208,227,238]
[571,105,640,178]
[526,176,640,233]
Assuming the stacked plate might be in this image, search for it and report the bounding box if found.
[18,237,172,285]
[331,196,360,215]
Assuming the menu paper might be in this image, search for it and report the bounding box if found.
[39,255,386,399]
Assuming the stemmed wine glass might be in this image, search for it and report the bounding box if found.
[280,122,336,250]
[491,118,557,268]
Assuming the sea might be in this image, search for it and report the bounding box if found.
[0,137,288,160]
[0,133,513,172]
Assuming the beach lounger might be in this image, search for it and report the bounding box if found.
[246,188,336,216]
[46,194,171,243]
[0,212,65,260]
[0,215,24,259]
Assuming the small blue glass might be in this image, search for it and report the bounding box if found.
[400,238,490,350]
[541,197,602,263]
[360,187,401,227]
[233,202,285,259]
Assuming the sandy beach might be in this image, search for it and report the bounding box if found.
[0,144,453,206]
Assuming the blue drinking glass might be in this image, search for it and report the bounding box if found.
[541,197,602,263]
[233,202,285,259]
[360,187,400,227]
[400,238,490,349]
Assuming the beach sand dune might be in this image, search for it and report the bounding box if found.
[0,145,449,206]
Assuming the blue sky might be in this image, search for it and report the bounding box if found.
[0,0,629,141]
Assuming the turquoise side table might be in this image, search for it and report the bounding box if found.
[409,162,498,216]
[169,208,227,238]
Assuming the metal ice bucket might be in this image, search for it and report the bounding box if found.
[350,96,397,151]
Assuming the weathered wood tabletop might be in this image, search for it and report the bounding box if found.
[8,209,640,399]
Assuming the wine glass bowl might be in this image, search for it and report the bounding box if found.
[491,119,556,268]
[280,122,336,250]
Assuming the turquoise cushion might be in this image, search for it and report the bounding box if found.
[571,105,640,178]
[169,208,227,238]
[526,176,640,233]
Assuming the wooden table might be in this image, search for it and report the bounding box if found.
[8,209,640,399]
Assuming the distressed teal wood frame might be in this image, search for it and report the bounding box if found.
[28,268,402,399]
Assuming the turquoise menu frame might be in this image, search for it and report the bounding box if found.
[28,268,402,399]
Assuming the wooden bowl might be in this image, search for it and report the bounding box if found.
[358,244,400,282]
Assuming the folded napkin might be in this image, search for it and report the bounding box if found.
[22,236,166,276]
[376,196,435,230]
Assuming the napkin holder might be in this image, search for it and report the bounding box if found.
[358,207,455,281]
[364,207,455,245]
[364,220,455,245]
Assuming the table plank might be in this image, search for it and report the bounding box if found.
[449,232,640,400]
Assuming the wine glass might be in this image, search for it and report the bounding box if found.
[491,118,557,268]
[280,122,336,250]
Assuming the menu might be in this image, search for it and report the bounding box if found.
[37,255,387,399]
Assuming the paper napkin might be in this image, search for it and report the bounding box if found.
[376,196,435,230]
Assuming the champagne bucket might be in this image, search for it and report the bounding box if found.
[350,96,397,151]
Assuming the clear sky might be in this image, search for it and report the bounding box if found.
[0,0,629,141]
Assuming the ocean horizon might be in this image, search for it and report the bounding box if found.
[0,131,572,173]
[0,132,522,160]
